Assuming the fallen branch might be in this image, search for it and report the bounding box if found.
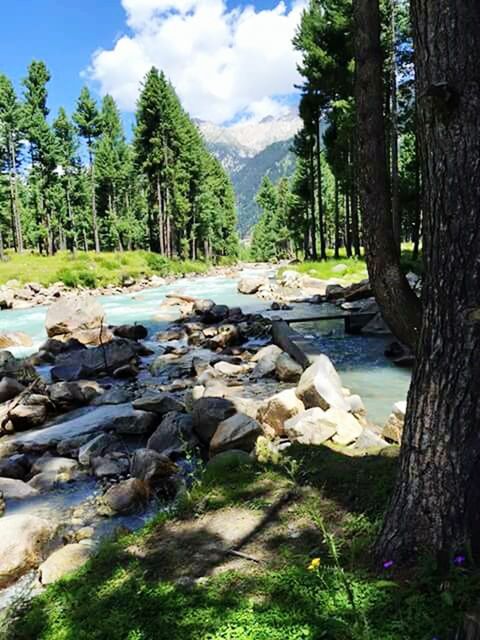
[226,549,263,564]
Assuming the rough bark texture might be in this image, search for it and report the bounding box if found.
[354,0,422,351]
[377,0,480,563]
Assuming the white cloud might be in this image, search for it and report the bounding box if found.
[87,0,304,124]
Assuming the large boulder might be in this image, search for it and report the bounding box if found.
[147,412,195,457]
[45,296,106,344]
[251,345,283,379]
[0,514,55,587]
[210,413,262,456]
[193,299,215,315]
[237,277,267,295]
[192,397,236,444]
[296,355,350,411]
[133,392,185,416]
[258,389,305,436]
[9,395,50,431]
[51,339,140,381]
[323,408,363,446]
[101,478,149,515]
[131,449,178,484]
[275,353,303,382]
[39,543,93,585]
[0,454,30,480]
[0,377,25,403]
[284,408,337,445]
[0,477,39,500]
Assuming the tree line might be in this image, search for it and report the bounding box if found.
[0,64,239,260]
[252,0,420,263]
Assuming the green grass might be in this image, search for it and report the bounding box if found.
[0,251,211,289]
[4,445,479,640]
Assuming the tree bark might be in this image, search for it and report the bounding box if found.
[334,176,340,259]
[350,138,362,257]
[353,0,422,351]
[377,0,480,563]
[156,175,165,255]
[390,0,401,252]
[89,146,100,253]
[8,133,23,252]
[309,138,317,260]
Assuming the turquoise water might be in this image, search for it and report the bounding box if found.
[0,270,410,424]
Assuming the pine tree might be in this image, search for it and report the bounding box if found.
[0,74,24,252]
[53,107,79,251]
[74,86,102,252]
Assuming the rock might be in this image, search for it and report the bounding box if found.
[193,299,215,315]
[49,380,103,408]
[354,429,390,450]
[275,353,303,382]
[12,404,155,448]
[325,284,346,301]
[208,324,242,349]
[203,304,229,324]
[0,377,25,403]
[39,337,86,356]
[382,401,406,444]
[131,449,178,483]
[133,392,185,416]
[155,328,186,342]
[322,408,363,446]
[0,332,33,348]
[237,277,267,295]
[92,454,129,478]
[210,413,262,455]
[258,389,305,435]
[192,397,237,444]
[205,450,253,479]
[29,471,61,491]
[92,388,132,406]
[39,543,93,585]
[184,385,205,412]
[213,361,249,376]
[361,312,391,336]
[78,433,119,466]
[147,412,195,457]
[0,477,39,500]
[9,396,49,430]
[0,454,30,480]
[57,434,93,457]
[102,478,149,514]
[0,351,37,384]
[284,408,337,445]
[346,394,365,414]
[113,364,139,378]
[332,264,348,275]
[51,339,140,381]
[296,355,350,411]
[45,296,105,343]
[113,324,148,341]
[32,454,79,479]
[251,344,283,379]
[344,280,372,302]
[0,515,55,587]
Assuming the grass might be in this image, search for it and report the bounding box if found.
[0,250,211,289]
[4,444,479,640]
[281,246,423,285]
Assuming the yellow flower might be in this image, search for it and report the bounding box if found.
[308,557,321,571]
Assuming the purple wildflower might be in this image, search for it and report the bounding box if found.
[383,560,394,570]
[454,555,466,566]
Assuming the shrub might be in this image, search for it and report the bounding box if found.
[55,268,79,288]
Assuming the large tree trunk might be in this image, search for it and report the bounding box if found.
[350,138,362,257]
[309,139,317,260]
[8,134,23,253]
[353,0,422,351]
[334,176,340,259]
[377,0,480,563]
[390,0,401,252]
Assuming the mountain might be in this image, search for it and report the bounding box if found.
[197,111,301,235]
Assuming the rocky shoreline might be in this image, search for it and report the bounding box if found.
[0,269,409,607]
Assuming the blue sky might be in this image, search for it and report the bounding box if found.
[0,0,303,125]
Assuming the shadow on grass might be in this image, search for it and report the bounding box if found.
[3,446,470,640]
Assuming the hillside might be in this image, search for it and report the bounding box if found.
[197,111,301,235]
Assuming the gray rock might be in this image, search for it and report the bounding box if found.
[192,397,236,444]
[113,324,148,340]
[49,380,103,408]
[0,515,55,587]
[9,396,49,430]
[92,454,129,478]
[147,412,195,456]
[203,304,229,324]
[296,355,350,411]
[29,471,61,492]
[133,392,185,416]
[193,299,215,315]
[91,388,132,406]
[237,277,267,295]
[0,454,30,480]
[101,478,149,514]
[131,449,178,483]
[113,409,157,435]
[0,351,37,385]
[354,429,390,450]
[0,377,25,403]
[51,339,140,381]
[78,433,119,466]
[251,345,283,379]
[32,454,79,478]
[275,353,303,382]
[0,477,39,500]
[210,413,262,455]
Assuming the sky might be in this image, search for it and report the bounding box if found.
[0,0,304,127]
